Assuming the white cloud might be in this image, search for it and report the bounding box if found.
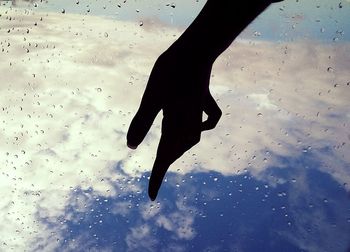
[111,201,133,217]
[248,93,279,111]
[156,215,174,231]
[153,198,197,240]
[139,200,162,220]
[125,224,158,251]
[0,4,349,250]
[155,212,196,240]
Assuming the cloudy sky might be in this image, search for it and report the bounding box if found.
[0,1,349,251]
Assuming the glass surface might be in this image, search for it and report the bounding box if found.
[0,0,349,251]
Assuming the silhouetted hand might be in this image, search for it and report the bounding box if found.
[127,0,284,201]
[127,47,221,201]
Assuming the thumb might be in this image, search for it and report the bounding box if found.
[127,99,161,149]
[201,92,222,131]
[127,61,163,149]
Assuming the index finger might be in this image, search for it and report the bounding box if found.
[148,108,202,201]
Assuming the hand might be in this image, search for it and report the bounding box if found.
[126,47,222,201]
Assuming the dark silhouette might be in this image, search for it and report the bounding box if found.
[127,0,284,201]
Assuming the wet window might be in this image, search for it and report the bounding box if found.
[0,0,349,251]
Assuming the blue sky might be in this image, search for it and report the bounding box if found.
[44,152,350,251]
[251,0,350,41]
[0,1,349,251]
[4,0,350,41]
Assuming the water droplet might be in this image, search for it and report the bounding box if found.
[253,31,261,37]
[96,87,102,92]
[336,29,344,36]
[104,32,108,37]
[327,67,334,73]
[257,112,263,117]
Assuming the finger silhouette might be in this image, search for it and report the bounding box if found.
[148,106,202,201]
[148,135,180,201]
[126,60,163,149]
[201,92,222,131]
[148,132,201,201]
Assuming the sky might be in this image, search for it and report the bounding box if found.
[0,0,350,251]
[3,0,350,41]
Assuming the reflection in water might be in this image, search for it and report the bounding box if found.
[42,152,350,252]
[0,3,350,251]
